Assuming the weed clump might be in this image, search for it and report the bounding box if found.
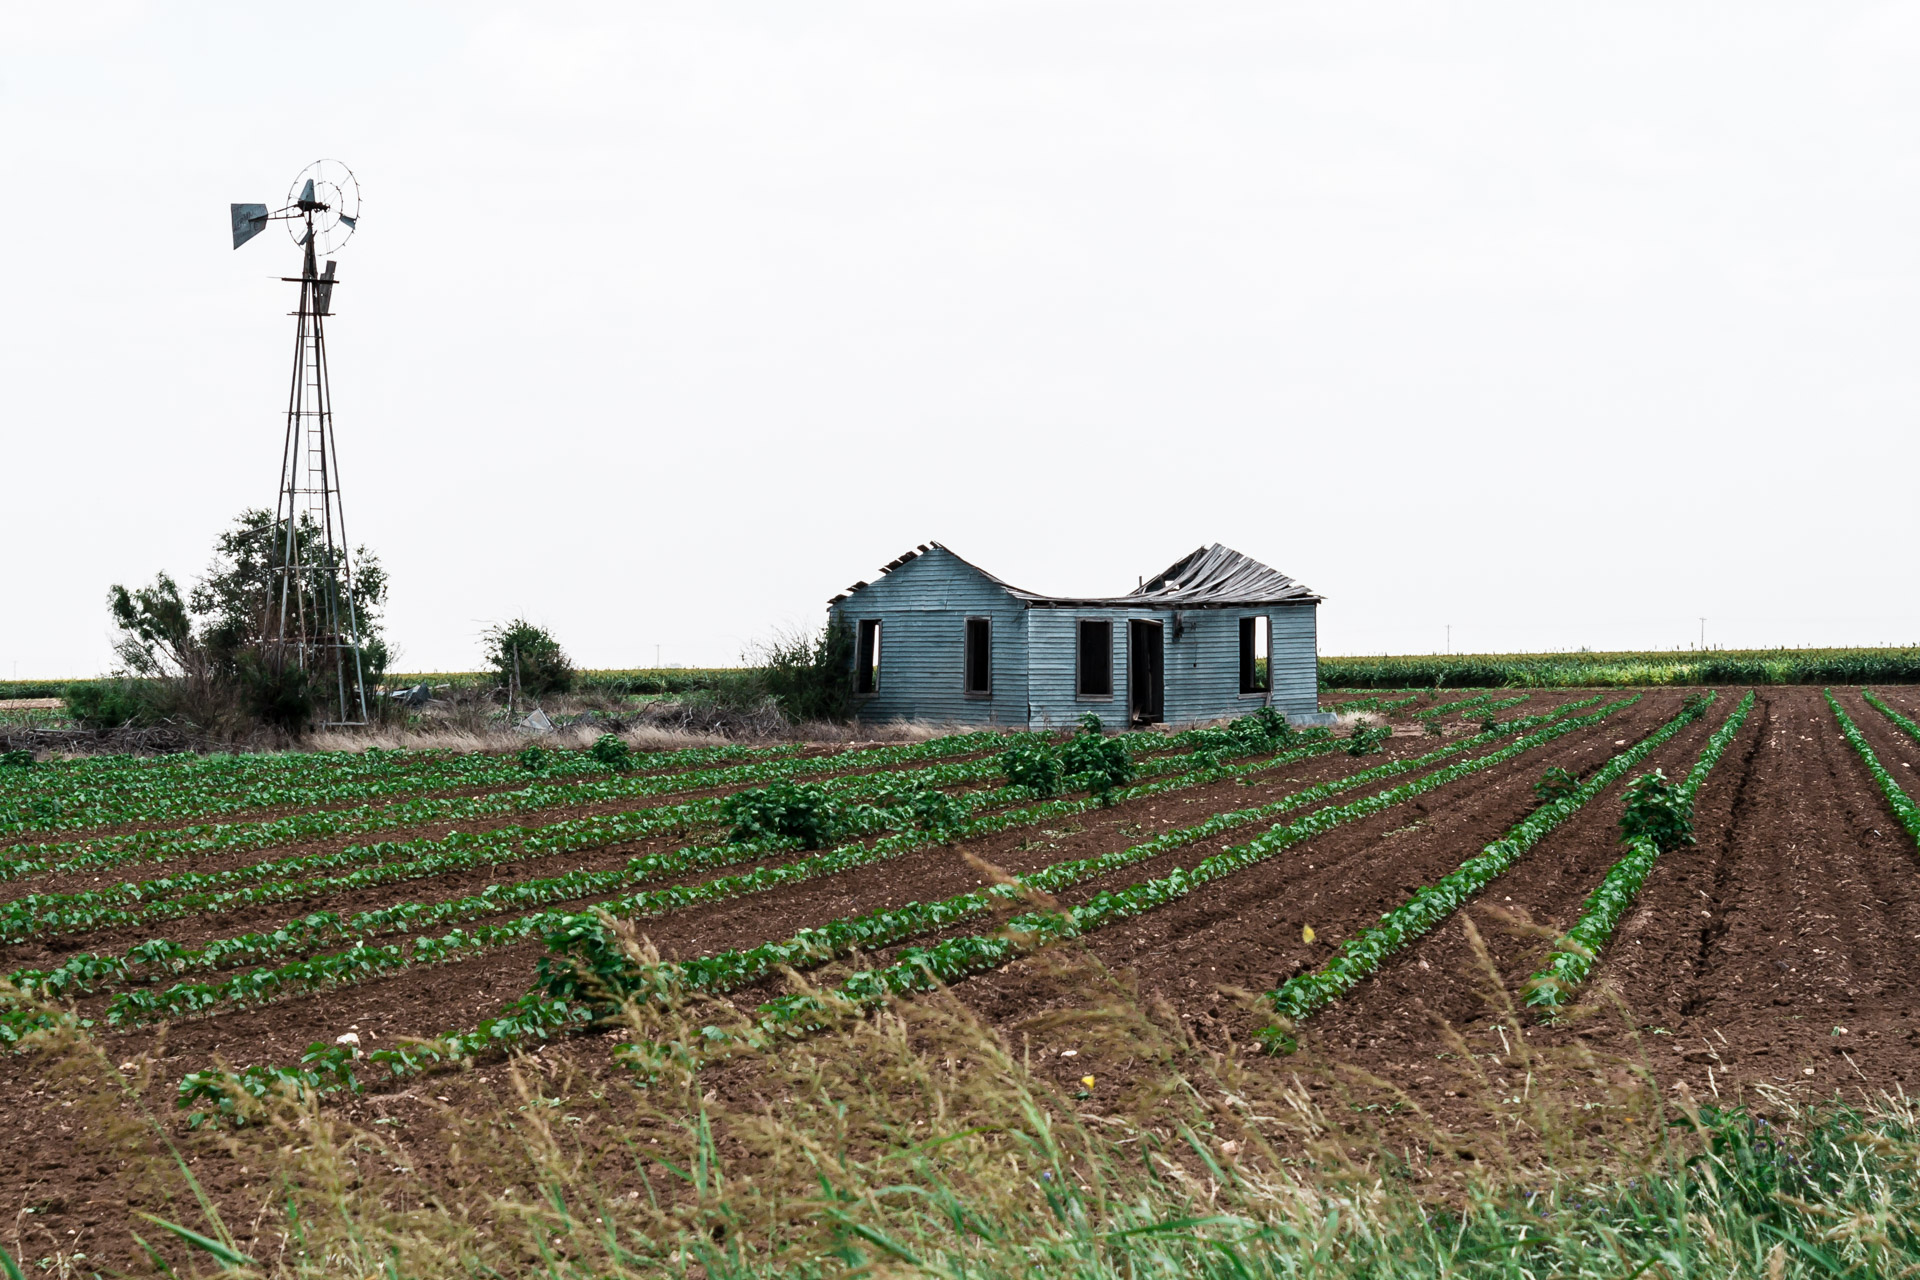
[1000,740,1062,796]
[1621,768,1694,851]
[589,732,632,770]
[1059,728,1135,802]
[1344,723,1389,756]
[1534,765,1581,804]
[724,780,840,848]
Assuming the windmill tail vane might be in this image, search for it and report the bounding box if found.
[230,160,369,726]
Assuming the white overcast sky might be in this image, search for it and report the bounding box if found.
[4,2,1919,678]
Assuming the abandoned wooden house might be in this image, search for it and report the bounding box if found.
[826,542,1331,730]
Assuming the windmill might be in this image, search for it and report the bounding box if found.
[231,160,369,725]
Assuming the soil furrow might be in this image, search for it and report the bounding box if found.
[1283,695,1733,1110]
[1538,688,1920,1101]
[101,737,1435,1081]
[0,750,1012,902]
[924,694,1685,1040]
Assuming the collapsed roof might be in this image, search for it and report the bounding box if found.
[829,542,1321,608]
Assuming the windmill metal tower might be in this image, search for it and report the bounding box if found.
[231,160,368,725]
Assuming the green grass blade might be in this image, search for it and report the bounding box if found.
[135,1212,258,1269]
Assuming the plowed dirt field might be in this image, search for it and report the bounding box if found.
[5,685,1917,1270]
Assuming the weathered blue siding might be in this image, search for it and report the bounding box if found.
[1024,607,1163,732]
[828,549,1029,727]
[829,549,1321,730]
[1269,604,1318,718]
[1163,609,1265,726]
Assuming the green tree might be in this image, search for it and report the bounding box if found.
[758,620,855,722]
[87,509,390,732]
[483,619,575,697]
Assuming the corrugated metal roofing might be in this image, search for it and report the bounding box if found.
[829,541,1320,608]
[1124,544,1322,607]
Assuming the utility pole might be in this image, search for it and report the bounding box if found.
[1700,617,1705,649]
[1446,625,1451,655]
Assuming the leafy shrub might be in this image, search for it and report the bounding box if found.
[1424,718,1445,737]
[483,619,574,697]
[1060,731,1136,800]
[235,652,314,732]
[589,733,632,770]
[1078,712,1104,735]
[724,781,840,848]
[1534,766,1581,804]
[1620,769,1694,852]
[1000,741,1061,796]
[907,789,968,833]
[63,678,171,729]
[0,750,33,768]
[1479,713,1500,732]
[757,621,855,722]
[517,744,550,772]
[1344,723,1390,757]
[869,782,968,835]
[667,669,779,723]
[97,508,389,735]
[1238,706,1291,743]
[1182,728,1224,753]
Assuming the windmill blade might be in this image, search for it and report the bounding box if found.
[300,178,316,204]
[314,257,337,312]
[337,213,356,229]
[230,203,270,249]
[295,225,310,246]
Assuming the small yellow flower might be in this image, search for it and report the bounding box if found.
[1302,925,1316,944]
[1081,1076,1096,1089]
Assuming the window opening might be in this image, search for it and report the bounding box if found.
[856,619,882,694]
[1240,616,1270,694]
[1077,619,1113,697]
[964,617,992,694]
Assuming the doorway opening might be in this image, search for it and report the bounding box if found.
[1128,619,1163,725]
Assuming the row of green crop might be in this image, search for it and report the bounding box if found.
[1865,689,1920,749]
[0,729,1014,884]
[1831,693,1920,848]
[159,699,1624,1112]
[1257,695,1715,1043]
[10,751,1011,933]
[90,756,1222,1024]
[136,724,1352,1094]
[98,725,1342,1024]
[0,731,566,797]
[1412,692,1497,721]
[538,699,1611,1015]
[0,732,1025,940]
[1322,648,1920,689]
[3,711,1303,889]
[673,697,1644,1064]
[1523,693,1755,1009]
[0,733,800,836]
[1326,694,1424,715]
[14,712,1329,1008]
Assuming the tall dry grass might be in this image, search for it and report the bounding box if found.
[7,929,1920,1278]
